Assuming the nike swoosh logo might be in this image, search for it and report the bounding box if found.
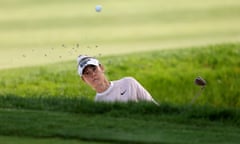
[120,89,127,95]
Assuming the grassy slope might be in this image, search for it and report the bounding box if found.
[0,0,240,69]
[0,43,239,143]
[0,43,239,108]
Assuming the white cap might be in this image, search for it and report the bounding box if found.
[77,55,100,76]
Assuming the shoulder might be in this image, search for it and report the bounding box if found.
[118,76,136,81]
[115,76,138,84]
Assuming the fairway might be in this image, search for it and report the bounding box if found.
[0,105,239,144]
[0,0,240,69]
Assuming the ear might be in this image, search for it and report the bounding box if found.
[81,76,86,83]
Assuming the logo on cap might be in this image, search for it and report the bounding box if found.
[79,57,91,68]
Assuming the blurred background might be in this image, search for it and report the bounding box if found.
[0,0,240,69]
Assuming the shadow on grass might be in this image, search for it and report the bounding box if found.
[0,94,239,126]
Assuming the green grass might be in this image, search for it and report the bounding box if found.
[0,136,103,144]
[0,0,240,143]
[0,102,239,144]
[0,43,239,108]
[0,43,239,143]
[0,96,239,124]
[0,0,240,69]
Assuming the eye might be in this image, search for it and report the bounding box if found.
[92,66,97,72]
[85,72,89,75]
[83,71,89,76]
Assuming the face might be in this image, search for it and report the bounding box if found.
[81,65,106,88]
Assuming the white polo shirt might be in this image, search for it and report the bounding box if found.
[95,77,159,105]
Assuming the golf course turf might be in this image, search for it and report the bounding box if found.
[0,0,240,143]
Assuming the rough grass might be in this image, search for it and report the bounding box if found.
[0,43,239,108]
[0,95,239,125]
[1,0,240,143]
[0,43,240,143]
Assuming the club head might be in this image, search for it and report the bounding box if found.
[194,76,206,86]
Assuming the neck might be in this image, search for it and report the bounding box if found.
[95,79,111,93]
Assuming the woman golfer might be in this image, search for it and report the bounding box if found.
[77,55,159,105]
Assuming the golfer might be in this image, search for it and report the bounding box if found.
[77,55,159,105]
